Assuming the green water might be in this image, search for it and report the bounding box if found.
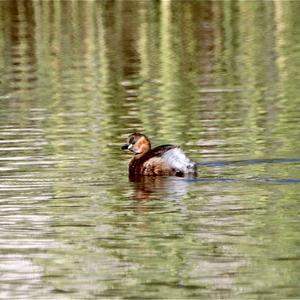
[0,1,299,299]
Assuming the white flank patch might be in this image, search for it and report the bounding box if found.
[161,147,196,174]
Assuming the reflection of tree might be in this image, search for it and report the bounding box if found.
[274,1,300,156]
[210,1,300,159]
[137,1,210,147]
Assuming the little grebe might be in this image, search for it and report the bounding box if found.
[121,133,197,177]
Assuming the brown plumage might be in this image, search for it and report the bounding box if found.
[121,133,197,178]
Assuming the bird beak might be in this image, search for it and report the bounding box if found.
[121,144,134,151]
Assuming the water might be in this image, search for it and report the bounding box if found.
[0,1,300,299]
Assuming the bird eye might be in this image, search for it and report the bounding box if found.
[129,137,135,144]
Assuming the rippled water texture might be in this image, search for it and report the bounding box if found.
[0,1,300,299]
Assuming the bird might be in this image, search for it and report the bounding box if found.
[121,132,197,177]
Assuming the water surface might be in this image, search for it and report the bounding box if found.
[0,1,300,299]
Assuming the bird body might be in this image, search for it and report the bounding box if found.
[121,133,197,177]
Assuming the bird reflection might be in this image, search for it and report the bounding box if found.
[129,174,193,202]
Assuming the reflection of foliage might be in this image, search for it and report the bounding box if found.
[212,0,300,159]
[1,0,298,158]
